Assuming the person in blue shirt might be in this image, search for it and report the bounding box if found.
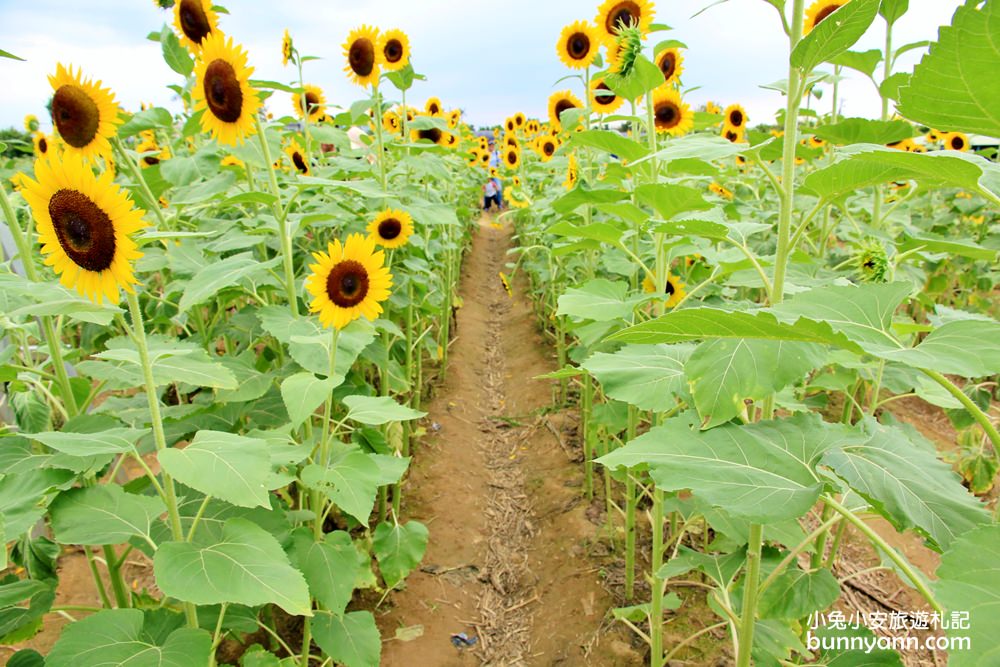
[487,139,504,210]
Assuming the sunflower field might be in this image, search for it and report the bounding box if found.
[1,0,1000,665]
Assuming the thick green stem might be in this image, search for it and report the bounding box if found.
[824,494,943,613]
[253,115,299,315]
[582,372,594,499]
[735,523,763,667]
[921,369,1000,462]
[125,291,198,628]
[102,545,130,608]
[649,488,665,667]
[624,404,638,600]
[313,329,340,540]
[85,547,113,608]
[111,136,168,230]
[299,615,312,667]
[372,81,389,196]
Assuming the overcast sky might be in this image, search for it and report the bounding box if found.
[0,0,962,132]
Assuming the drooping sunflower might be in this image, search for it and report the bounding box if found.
[655,47,684,86]
[709,182,734,199]
[503,146,521,170]
[642,273,685,308]
[548,90,583,130]
[804,0,849,34]
[24,114,39,132]
[595,0,655,41]
[722,104,747,132]
[173,0,218,52]
[192,33,260,146]
[293,84,326,122]
[650,86,693,136]
[557,20,600,69]
[424,97,443,117]
[22,152,146,303]
[383,110,401,133]
[589,77,624,114]
[943,132,969,152]
[33,133,53,157]
[281,29,293,67]
[367,208,414,249]
[343,26,381,88]
[306,234,393,330]
[284,139,310,175]
[48,64,120,162]
[564,153,578,190]
[536,135,559,162]
[378,29,410,72]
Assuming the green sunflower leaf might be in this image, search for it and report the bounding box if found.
[792,0,881,73]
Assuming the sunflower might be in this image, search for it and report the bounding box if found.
[709,182,734,199]
[284,139,310,175]
[411,126,445,145]
[22,153,145,303]
[804,0,848,34]
[306,234,392,330]
[886,138,916,151]
[136,138,169,166]
[642,273,685,308]
[504,133,519,149]
[503,146,521,170]
[173,0,218,52]
[479,151,491,167]
[655,47,684,86]
[650,86,693,136]
[221,154,245,168]
[705,100,721,115]
[505,117,516,133]
[943,132,969,152]
[557,20,600,69]
[378,28,410,72]
[925,129,941,143]
[447,109,462,129]
[723,127,745,143]
[425,97,443,116]
[722,104,747,132]
[526,119,539,134]
[498,272,513,297]
[343,26,381,88]
[564,153,578,190]
[48,64,120,162]
[512,175,523,188]
[536,136,559,162]
[443,132,459,148]
[514,112,526,128]
[24,114,39,132]
[367,208,414,249]
[192,33,260,146]
[293,84,326,122]
[33,133,53,157]
[595,0,655,40]
[467,148,483,167]
[548,90,583,130]
[807,135,826,148]
[383,110,401,133]
[281,29,293,67]
[589,77,624,114]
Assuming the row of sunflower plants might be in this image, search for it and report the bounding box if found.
[0,3,482,665]
[503,0,1000,665]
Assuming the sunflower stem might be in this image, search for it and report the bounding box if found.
[313,328,340,540]
[649,487,665,667]
[253,115,300,316]
[125,289,198,629]
[372,81,389,199]
[111,136,168,230]
[296,59,314,163]
[0,182,79,417]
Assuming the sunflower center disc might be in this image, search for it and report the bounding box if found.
[326,259,370,308]
[726,130,738,142]
[730,110,744,126]
[292,152,308,173]
[418,128,442,143]
[660,54,676,79]
[39,138,48,153]
[814,4,843,26]
[543,142,555,156]
[608,2,641,34]
[595,83,616,106]
[665,281,675,296]
[350,38,376,77]
[554,100,576,122]
[179,0,212,44]
[655,103,679,127]
[378,219,402,240]
[952,137,963,150]
[51,85,101,149]
[204,59,244,123]
[305,92,319,111]
[48,189,117,272]
[569,33,590,59]
[384,39,403,63]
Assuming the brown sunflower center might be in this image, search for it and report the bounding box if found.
[951,136,965,150]
[51,85,100,149]
[606,1,641,35]
[305,92,319,111]
[325,259,370,308]
[543,141,555,156]
[48,189,117,272]
[729,109,744,127]
[506,150,517,165]
[383,38,403,63]
[594,82,617,106]
[428,103,440,115]
[554,99,577,122]
[377,218,402,240]
[179,0,212,45]
[292,151,308,173]
[39,137,48,153]
[349,37,376,77]
[568,32,591,60]
[203,59,244,123]
[655,101,680,128]
[664,280,675,296]
[659,52,676,79]
[814,3,843,27]
[417,128,442,143]
[725,130,739,142]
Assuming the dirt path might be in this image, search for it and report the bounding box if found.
[379,216,630,666]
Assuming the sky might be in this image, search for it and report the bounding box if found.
[0,0,963,132]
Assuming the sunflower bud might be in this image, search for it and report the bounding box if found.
[855,239,889,283]
[612,23,645,77]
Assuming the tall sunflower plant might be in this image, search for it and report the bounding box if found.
[0,10,482,667]
[505,1,1000,666]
